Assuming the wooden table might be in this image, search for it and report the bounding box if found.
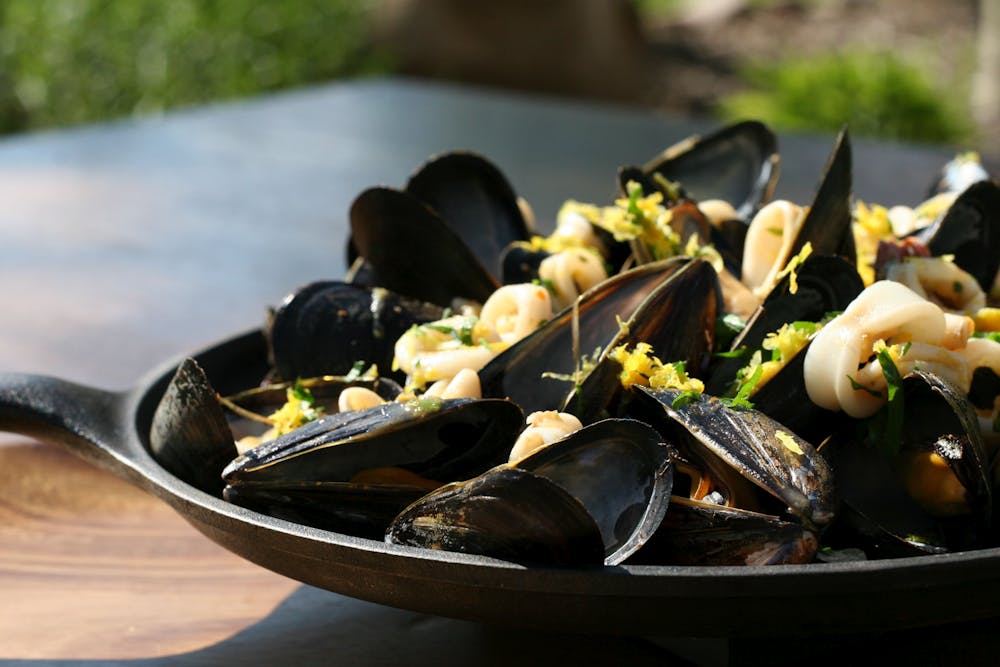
[1,77,997,666]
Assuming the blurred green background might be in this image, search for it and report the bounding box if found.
[0,0,389,133]
[0,0,994,149]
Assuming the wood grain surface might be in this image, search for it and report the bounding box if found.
[0,436,298,659]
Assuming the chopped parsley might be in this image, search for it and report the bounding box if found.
[722,363,761,410]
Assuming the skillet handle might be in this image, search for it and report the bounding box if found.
[0,373,143,485]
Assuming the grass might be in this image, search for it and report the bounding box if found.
[0,0,390,134]
[717,50,973,144]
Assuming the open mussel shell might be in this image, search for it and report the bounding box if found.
[150,358,237,496]
[267,281,443,383]
[786,126,855,265]
[479,258,691,415]
[706,255,863,442]
[914,180,1000,291]
[635,387,835,533]
[628,496,819,566]
[349,186,500,306]
[568,257,721,424]
[222,397,524,486]
[707,255,863,392]
[899,371,992,530]
[824,370,992,557]
[620,120,780,222]
[822,431,949,559]
[405,151,532,280]
[386,418,674,566]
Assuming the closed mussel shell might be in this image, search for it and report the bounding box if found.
[405,151,532,281]
[151,358,238,496]
[636,387,835,533]
[386,419,674,566]
[267,281,443,384]
[349,187,500,306]
[628,496,819,566]
[222,397,524,486]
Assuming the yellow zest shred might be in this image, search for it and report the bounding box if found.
[588,181,681,259]
[772,242,813,294]
[762,322,818,365]
[873,338,908,364]
[852,201,894,286]
[268,388,321,436]
[775,430,804,456]
[609,342,704,394]
[735,320,822,398]
[683,233,724,272]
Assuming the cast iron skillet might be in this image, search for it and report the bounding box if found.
[2,328,1000,638]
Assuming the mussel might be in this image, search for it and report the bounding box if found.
[629,387,835,564]
[478,258,693,415]
[619,120,780,223]
[223,397,523,486]
[267,281,444,383]
[386,418,674,566]
[404,151,533,280]
[221,396,524,537]
[823,370,992,557]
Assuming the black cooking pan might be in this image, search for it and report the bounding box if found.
[2,328,1000,638]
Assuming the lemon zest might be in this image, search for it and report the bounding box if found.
[775,429,804,456]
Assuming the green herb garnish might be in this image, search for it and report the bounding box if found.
[723,363,762,410]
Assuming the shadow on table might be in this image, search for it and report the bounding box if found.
[0,585,713,667]
[6,583,1000,667]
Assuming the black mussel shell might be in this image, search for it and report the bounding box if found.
[388,467,608,566]
[349,187,500,306]
[222,397,524,486]
[224,480,429,540]
[636,387,835,532]
[479,258,690,415]
[499,241,549,285]
[223,375,403,443]
[568,257,721,424]
[151,358,237,496]
[899,371,992,530]
[823,370,992,557]
[386,418,673,566]
[267,281,443,383]
[914,180,1000,291]
[822,432,949,559]
[628,497,819,566]
[622,120,780,222]
[969,365,1000,413]
[788,126,855,265]
[405,151,532,280]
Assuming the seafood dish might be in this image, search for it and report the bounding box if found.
[151,121,1000,567]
